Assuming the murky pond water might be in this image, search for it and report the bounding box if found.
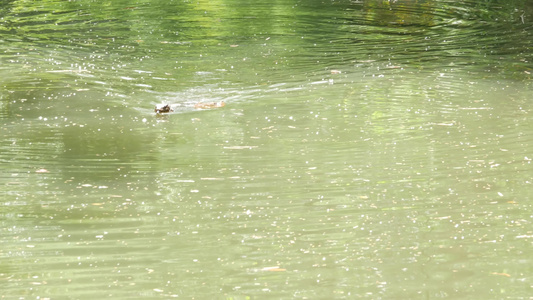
[1,0,533,299]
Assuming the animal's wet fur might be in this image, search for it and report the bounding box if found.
[155,104,173,114]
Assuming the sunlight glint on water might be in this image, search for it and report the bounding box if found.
[1,0,533,299]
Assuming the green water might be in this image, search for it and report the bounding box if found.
[1,0,533,299]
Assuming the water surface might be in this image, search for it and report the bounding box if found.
[1,0,533,299]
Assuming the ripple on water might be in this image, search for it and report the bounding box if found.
[1,0,533,298]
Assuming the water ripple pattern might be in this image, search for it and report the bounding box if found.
[1,0,533,299]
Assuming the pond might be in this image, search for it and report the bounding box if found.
[1,0,533,298]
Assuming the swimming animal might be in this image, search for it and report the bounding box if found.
[154,104,173,114]
[154,101,225,114]
[194,101,225,109]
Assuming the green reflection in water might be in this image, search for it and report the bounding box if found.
[1,0,533,299]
